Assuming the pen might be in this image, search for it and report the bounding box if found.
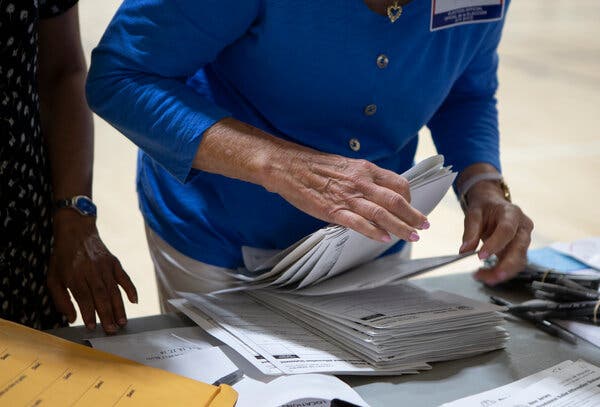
[490,296,578,344]
[508,300,600,313]
[531,281,600,301]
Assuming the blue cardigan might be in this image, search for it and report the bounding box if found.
[87,0,507,268]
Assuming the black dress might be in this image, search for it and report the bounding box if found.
[0,0,78,329]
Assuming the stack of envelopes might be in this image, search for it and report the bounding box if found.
[218,155,458,294]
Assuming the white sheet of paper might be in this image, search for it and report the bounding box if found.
[494,360,600,407]
[233,374,369,407]
[87,327,240,385]
[293,252,473,296]
[551,237,600,270]
[440,360,574,407]
[169,299,284,376]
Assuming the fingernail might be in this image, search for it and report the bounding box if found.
[420,220,430,230]
[460,242,469,252]
[381,234,392,243]
[496,271,508,281]
[118,318,127,326]
[478,250,489,260]
[86,323,96,331]
[408,232,420,242]
[107,324,117,332]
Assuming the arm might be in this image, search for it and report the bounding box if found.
[428,18,533,285]
[87,0,428,244]
[39,5,137,334]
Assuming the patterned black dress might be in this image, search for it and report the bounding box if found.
[0,0,78,329]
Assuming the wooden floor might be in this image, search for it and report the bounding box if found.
[79,1,600,321]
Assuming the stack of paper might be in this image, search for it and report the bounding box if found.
[223,155,457,294]
[171,282,508,376]
[442,359,600,407]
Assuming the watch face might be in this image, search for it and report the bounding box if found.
[74,196,97,216]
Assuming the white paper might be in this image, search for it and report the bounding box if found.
[551,237,600,271]
[494,360,600,407]
[234,374,369,407]
[87,327,240,385]
[293,252,473,296]
[441,360,575,407]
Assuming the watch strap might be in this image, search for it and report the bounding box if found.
[459,173,511,210]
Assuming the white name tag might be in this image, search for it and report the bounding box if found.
[430,0,504,31]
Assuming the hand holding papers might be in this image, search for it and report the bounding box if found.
[226,155,458,294]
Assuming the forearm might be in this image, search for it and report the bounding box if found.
[194,117,340,192]
[40,69,94,201]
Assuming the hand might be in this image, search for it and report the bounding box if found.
[264,150,429,242]
[459,181,534,285]
[47,211,137,334]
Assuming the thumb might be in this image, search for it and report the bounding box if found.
[460,208,483,253]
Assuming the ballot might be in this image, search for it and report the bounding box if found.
[220,155,459,295]
[0,318,237,407]
[172,282,508,376]
[443,359,600,407]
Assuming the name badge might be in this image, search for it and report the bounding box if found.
[430,0,504,31]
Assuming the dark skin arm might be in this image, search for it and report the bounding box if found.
[38,5,137,334]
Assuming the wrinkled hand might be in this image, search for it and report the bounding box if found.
[264,151,430,242]
[459,181,534,285]
[47,211,137,334]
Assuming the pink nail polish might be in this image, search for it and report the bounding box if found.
[460,242,468,252]
[382,234,392,243]
[420,220,430,230]
[497,271,507,281]
[408,232,420,242]
[478,250,489,260]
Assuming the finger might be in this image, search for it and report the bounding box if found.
[88,267,118,334]
[361,183,427,229]
[47,276,77,323]
[475,227,531,285]
[107,276,127,327]
[113,260,138,304]
[71,282,97,330]
[461,208,483,254]
[372,168,412,202]
[349,198,419,242]
[478,209,520,260]
[331,209,391,242]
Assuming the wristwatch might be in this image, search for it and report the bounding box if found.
[459,174,511,211]
[53,195,97,217]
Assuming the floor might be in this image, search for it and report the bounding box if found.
[77,1,600,322]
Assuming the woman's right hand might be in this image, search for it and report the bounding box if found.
[195,118,429,243]
[262,150,429,242]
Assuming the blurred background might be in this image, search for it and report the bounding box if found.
[79,1,600,322]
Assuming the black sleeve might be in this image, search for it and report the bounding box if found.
[39,0,78,19]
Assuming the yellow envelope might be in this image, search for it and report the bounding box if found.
[0,318,237,406]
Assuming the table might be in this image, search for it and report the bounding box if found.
[47,273,600,407]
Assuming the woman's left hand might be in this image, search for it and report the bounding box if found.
[459,180,534,285]
[47,211,138,334]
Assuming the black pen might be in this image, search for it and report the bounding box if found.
[509,300,600,313]
[531,281,600,301]
[490,296,578,344]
